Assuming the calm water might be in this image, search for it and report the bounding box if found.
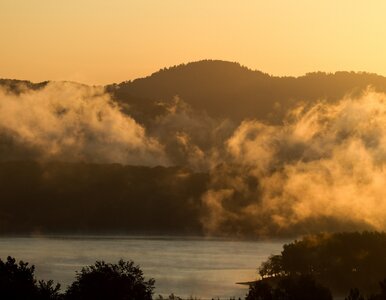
[0,236,284,298]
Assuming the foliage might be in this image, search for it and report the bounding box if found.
[37,280,62,300]
[0,256,61,300]
[0,256,37,299]
[259,255,284,279]
[258,232,386,294]
[0,256,153,300]
[246,275,332,300]
[345,288,365,300]
[65,259,155,300]
[246,280,273,300]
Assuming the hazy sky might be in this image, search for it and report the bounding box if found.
[1,0,386,85]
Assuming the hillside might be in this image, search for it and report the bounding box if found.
[107,60,386,123]
[3,60,386,124]
[2,61,386,236]
[0,161,208,234]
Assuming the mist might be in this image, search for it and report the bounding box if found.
[1,79,386,236]
[202,90,386,236]
[0,82,167,166]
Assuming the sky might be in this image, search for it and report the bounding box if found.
[1,0,386,85]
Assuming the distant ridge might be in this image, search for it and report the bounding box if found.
[0,78,48,93]
[107,60,386,122]
[132,60,267,83]
[3,60,386,122]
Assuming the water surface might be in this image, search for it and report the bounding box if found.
[0,236,284,298]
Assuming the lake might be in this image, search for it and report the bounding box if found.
[0,236,285,299]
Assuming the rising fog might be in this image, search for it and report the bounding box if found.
[202,90,386,236]
[1,72,386,237]
[0,82,166,165]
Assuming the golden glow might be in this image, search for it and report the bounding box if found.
[1,0,386,84]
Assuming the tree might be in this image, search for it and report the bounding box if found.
[275,275,332,300]
[345,288,365,300]
[37,280,62,300]
[65,259,155,300]
[0,256,61,300]
[368,279,386,300]
[246,275,332,300]
[259,255,284,278]
[246,280,273,300]
[258,232,386,294]
[0,256,37,299]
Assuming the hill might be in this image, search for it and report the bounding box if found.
[2,61,386,236]
[3,60,386,124]
[107,60,386,123]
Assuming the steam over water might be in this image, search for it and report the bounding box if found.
[0,236,283,298]
[3,80,386,236]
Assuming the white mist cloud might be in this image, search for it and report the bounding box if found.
[202,90,386,236]
[3,81,386,236]
[148,97,236,170]
[0,82,168,165]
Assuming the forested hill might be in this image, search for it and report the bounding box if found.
[3,60,386,124]
[2,61,386,236]
[0,79,48,93]
[107,60,386,123]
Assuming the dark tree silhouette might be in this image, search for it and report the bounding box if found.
[259,255,283,279]
[275,275,332,300]
[345,288,365,300]
[0,256,61,300]
[258,232,386,294]
[37,280,62,300]
[246,280,273,300]
[0,256,37,299]
[368,279,386,300]
[65,259,154,300]
[246,275,332,300]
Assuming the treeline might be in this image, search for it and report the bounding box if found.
[0,161,208,234]
[0,79,48,93]
[3,254,386,300]
[4,60,386,126]
[0,256,154,300]
[257,232,386,296]
[246,274,386,300]
[108,60,386,124]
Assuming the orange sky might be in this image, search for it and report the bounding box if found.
[1,0,386,85]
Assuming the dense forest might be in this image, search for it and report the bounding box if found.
[0,161,207,234]
[107,60,386,124]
